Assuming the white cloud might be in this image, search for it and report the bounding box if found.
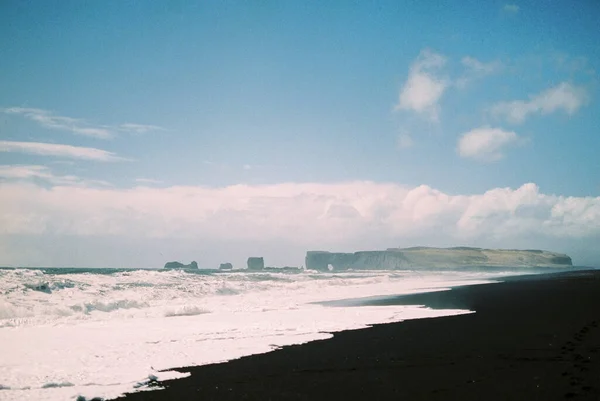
[3,107,113,139]
[397,133,414,149]
[395,49,449,121]
[503,4,520,13]
[3,107,164,138]
[0,165,110,186]
[0,140,126,162]
[491,82,589,124]
[0,180,599,266]
[0,180,598,242]
[462,56,502,76]
[118,123,164,134]
[0,165,55,180]
[457,56,503,87]
[457,127,520,161]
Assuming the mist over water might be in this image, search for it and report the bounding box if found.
[0,266,563,400]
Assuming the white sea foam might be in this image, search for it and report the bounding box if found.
[0,268,517,400]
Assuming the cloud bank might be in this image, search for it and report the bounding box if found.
[1,180,598,267]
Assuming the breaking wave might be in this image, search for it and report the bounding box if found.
[0,266,523,401]
[71,300,148,314]
[164,305,210,317]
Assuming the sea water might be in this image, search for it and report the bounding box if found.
[0,266,540,400]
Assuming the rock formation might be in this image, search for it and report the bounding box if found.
[164,261,199,269]
[247,257,265,270]
[264,266,303,273]
[219,262,233,270]
[305,247,573,271]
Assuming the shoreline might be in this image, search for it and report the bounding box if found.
[119,269,600,400]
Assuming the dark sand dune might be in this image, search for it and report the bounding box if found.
[120,270,600,401]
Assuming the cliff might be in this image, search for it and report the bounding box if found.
[305,247,573,271]
[164,261,199,269]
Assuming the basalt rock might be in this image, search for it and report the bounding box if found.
[164,261,199,269]
[219,263,233,270]
[247,257,265,270]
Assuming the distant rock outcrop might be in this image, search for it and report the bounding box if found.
[305,247,573,271]
[219,262,233,270]
[264,266,303,273]
[247,257,265,270]
[164,261,198,269]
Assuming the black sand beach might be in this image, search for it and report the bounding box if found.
[120,270,600,401]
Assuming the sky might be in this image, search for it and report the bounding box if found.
[1,0,599,268]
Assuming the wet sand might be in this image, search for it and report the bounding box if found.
[119,270,600,401]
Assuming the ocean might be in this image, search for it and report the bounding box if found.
[0,266,576,400]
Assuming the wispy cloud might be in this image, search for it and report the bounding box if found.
[0,164,110,186]
[462,57,502,75]
[395,49,449,121]
[118,123,165,134]
[3,108,113,139]
[457,127,521,162]
[491,82,589,124]
[0,165,55,180]
[503,4,520,13]
[0,140,126,162]
[552,53,595,76]
[456,56,503,87]
[2,107,164,139]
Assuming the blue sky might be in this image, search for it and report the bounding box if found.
[1,1,599,268]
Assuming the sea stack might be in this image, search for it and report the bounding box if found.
[219,262,233,270]
[247,257,265,270]
[164,261,199,269]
